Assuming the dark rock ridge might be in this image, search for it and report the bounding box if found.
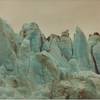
[0,18,100,99]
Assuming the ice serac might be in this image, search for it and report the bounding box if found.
[58,30,73,60]
[89,34,100,74]
[73,27,91,71]
[44,34,70,76]
[0,18,16,66]
[18,24,57,85]
[20,22,42,52]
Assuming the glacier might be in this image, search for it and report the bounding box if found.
[0,18,100,99]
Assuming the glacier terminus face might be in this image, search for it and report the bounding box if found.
[0,18,100,99]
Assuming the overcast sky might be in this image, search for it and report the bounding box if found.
[0,0,100,37]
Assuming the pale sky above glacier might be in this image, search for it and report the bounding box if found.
[0,0,100,38]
